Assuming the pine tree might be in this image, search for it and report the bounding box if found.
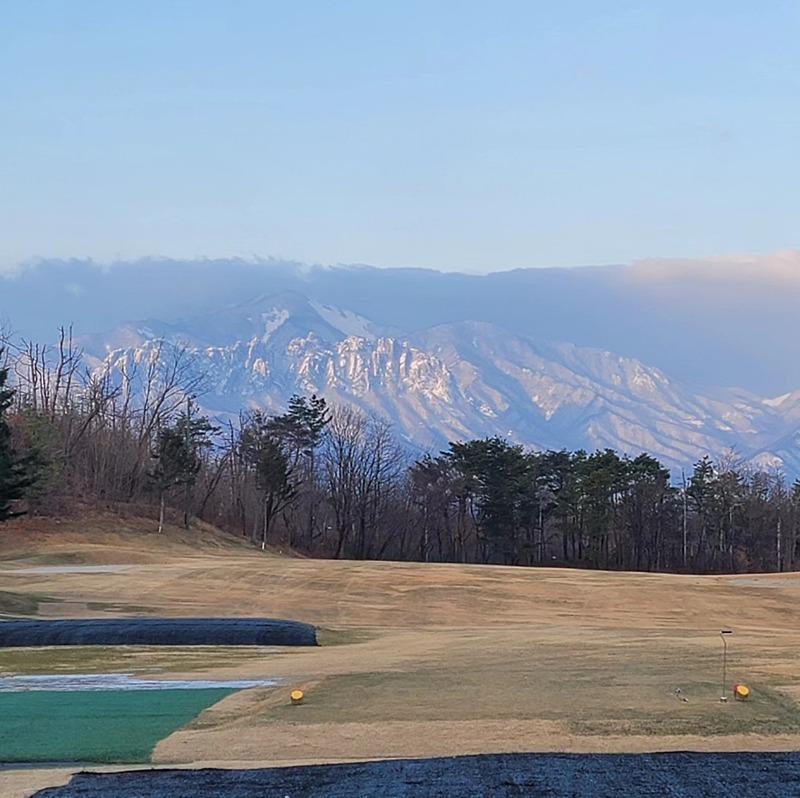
[148,406,214,533]
[267,395,330,546]
[0,353,36,522]
[447,437,531,564]
[239,410,298,549]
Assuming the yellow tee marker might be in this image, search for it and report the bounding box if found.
[290,689,305,705]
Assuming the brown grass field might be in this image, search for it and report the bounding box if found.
[2,513,800,796]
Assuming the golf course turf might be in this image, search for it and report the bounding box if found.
[3,516,800,797]
[0,688,235,763]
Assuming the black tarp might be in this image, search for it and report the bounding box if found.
[0,618,317,647]
[28,752,800,797]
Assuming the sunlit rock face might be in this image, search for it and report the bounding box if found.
[79,291,800,476]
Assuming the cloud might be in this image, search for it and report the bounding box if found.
[628,250,800,285]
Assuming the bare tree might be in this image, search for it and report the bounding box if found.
[321,406,406,559]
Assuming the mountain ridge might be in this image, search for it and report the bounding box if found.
[5,250,800,394]
[78,292,800,476]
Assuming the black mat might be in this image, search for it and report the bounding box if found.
[0,618,317,647]
[30,752,800,797]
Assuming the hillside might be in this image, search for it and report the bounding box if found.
[0,511,264,563]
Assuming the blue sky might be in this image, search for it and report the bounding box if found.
[2,0,798,272]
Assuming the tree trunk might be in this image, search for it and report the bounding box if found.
[158,492,165,534]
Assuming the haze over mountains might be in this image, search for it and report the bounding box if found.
[3,252,800,475]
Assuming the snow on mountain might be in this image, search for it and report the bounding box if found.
[308,300,381,341]
[7,252,800,396]
[78,293,800,476]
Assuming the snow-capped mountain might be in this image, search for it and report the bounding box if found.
[79,292,800,476]
[8,251,800,396]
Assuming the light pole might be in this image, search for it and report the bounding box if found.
[720,630,733,701]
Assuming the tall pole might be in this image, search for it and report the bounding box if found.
[720,630,733,701]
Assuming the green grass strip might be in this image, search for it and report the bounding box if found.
[0,590,60,616]
[0,688,234,763]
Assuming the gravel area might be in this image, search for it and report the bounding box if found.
[30,752,800,797]
[0,673,278,691]
[0,618,317,647]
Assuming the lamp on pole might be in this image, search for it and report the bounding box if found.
[720,630,733,702]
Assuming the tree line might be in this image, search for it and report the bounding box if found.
[0,332,798,574]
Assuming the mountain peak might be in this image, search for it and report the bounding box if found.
[77,291,800,476]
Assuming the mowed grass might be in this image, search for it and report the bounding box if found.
[264,640,800,737]
[0,688,234,763]
[0,590,61,617]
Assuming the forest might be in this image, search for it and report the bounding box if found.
[1,332,798,575]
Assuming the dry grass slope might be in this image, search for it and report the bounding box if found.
[2,512,800,796]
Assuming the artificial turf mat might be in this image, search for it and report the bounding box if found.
[0,688,234,763]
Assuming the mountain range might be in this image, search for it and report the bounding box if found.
[4,249,800,395]
[76,289,800,476]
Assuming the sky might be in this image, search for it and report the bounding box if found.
[1,0,798,273]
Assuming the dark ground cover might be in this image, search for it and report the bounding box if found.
[0,618,317,647]
[0,689,235,763]
[30,752,800,797]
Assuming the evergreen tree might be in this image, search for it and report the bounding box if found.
[239,410,298,549]
[266,395,330,546]
[148,405,214,532]
[279,394,330,453]
[447,437,530,564]
[0,354,36,522]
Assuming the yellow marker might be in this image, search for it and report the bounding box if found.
[734,684,750,701]
[290,689,305,705]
